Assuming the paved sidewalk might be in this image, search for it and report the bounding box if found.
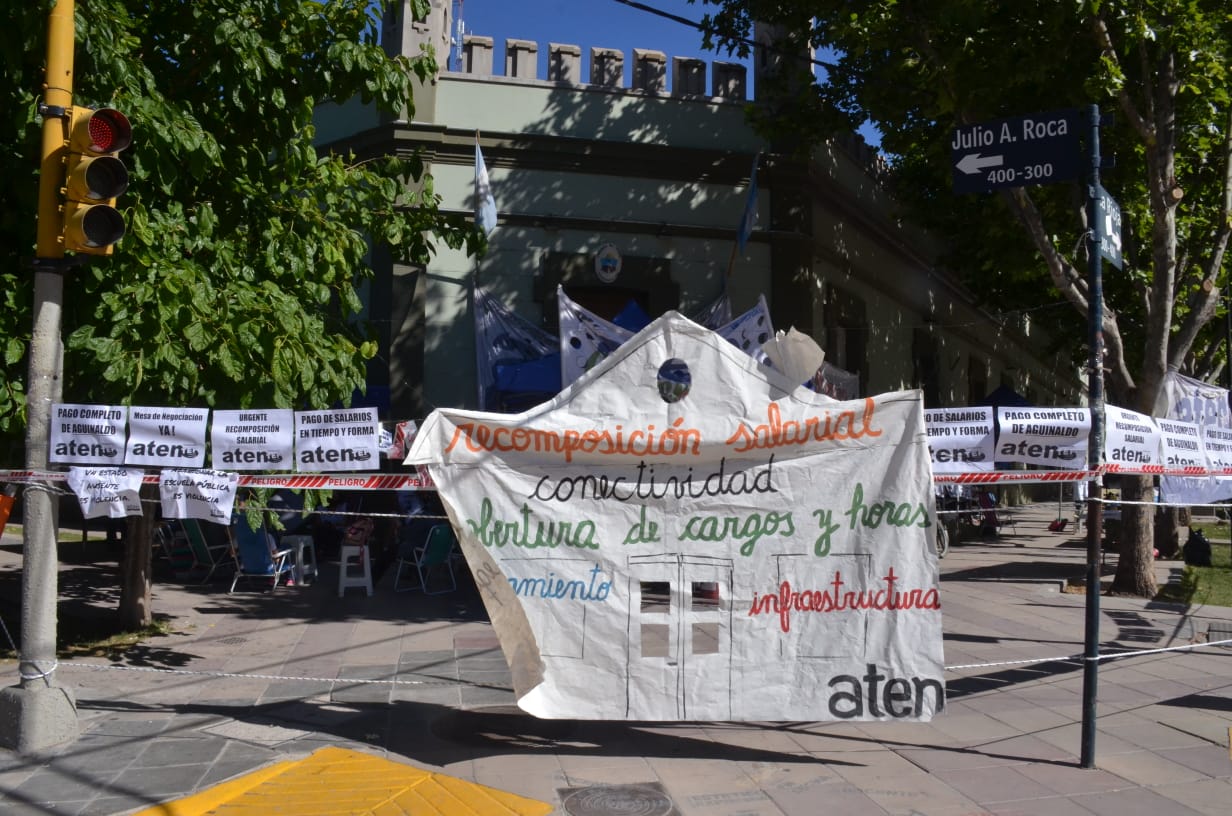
[2,504,1232,815]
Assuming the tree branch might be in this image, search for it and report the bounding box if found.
[1090,12,1151,142]
[1003,187,1134,394]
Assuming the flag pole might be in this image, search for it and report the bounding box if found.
[724,241,739,281]
[728,152,761,281]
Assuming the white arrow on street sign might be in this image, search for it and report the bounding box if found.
[955,153,1004,175]
[1095,184,1123,269]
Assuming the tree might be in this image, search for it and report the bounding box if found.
[1,0,478,626]
[696,0,1231,597]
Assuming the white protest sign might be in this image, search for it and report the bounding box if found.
[923,407,994,472]
[1157,418,1206,470]
[1104,405,1162,471]
[995,407,1089,468]
[125,406,209,468]
[407,313,944,723]
[294,407,380,472]
[50,404,127,465]
[210,409,294,471]
[159,468,238,523]
[66,466,143,518]
[1159,372,1232,503]
[1203,425,1232,475]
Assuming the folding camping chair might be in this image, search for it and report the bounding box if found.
[182,518,234,584]
[394,524,457,594]
[229,516,293,592]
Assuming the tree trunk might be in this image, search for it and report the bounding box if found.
[117,485,156,629]
[1110,474,1157,596]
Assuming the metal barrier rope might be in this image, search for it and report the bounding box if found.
[56,661,509,689]
[31,636,1232,686]
[944,637,1232,672]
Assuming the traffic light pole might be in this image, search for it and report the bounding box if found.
[0,0,79,752]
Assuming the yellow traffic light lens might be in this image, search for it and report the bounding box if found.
[83,155,128,199]
[65,203,125,248]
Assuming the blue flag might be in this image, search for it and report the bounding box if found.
[475,141,497,235]
[736,153,760,253]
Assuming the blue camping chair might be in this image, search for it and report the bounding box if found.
[229,516,293,593]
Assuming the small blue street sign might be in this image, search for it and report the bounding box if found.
[1095,185,1123,269]
[951,109,1082,194]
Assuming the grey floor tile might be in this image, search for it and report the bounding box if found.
[398,650,457,672]
[1149,778,1232,816]
[985,797,1101,816]
[1072,786,1206,816]
[132,736,229,768]
[9,769,108,803]
[934,764,1060,805]
[1155,745,1232,778]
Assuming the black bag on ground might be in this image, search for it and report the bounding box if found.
[1184,528,1212,567]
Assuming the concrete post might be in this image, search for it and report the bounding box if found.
[0,0,79,755]
[632,49,666,94]
[548,44,581,83]
[672,57,706,96]
[505,39,538,79]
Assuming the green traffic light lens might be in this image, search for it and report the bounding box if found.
[79,205,126,247]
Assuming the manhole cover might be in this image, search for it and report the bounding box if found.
[558,783,677,816]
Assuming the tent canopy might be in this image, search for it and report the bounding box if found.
[980,385,1032,408]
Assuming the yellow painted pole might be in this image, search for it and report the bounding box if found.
[36,0,75,259]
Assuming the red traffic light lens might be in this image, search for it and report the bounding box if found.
[84,109,132,154]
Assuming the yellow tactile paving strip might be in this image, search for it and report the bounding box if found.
[132,746,554,816]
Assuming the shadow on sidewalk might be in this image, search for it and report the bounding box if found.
[941,560,1109,584]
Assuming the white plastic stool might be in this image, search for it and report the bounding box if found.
[338,543,373,597]
[281,534,317,585]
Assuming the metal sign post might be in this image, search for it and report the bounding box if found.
[952,104,1108,769]
[1080,104,1106,769]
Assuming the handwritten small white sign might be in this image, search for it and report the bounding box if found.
[159,468,238,523]
[66,466,143,518]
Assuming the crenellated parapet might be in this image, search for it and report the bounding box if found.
[456,35,748,101]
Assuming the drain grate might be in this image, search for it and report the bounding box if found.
[217,636,248,645]
[557,783,678,816]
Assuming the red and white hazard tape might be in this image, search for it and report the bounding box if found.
[933,470,1095,485]
[3,464,1232,491]
[0,470,432,491]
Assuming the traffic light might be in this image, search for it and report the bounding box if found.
[61,106,131,255]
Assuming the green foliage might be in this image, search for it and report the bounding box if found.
[696,0,1231,401]
[0,0,478,463]
[1158,521,1232,607]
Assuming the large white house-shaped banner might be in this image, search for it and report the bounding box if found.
[406,313,944,722]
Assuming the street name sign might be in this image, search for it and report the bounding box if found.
[1095,184,1123,269]
[951,108,1082,194]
